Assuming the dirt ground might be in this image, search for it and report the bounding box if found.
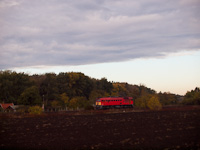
[1,106,200,150]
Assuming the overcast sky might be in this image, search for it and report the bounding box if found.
[0,0,200,95]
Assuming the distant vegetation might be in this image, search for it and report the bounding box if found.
[181,87,200,105]
[0,70,199,110]
[28,106,43,115]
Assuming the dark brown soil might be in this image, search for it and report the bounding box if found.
[1,106,200,150]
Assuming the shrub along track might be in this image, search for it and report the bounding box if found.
[0,106,200,149]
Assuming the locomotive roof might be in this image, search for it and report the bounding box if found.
[98,97,132,100]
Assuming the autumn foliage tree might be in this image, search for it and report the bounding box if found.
[0,71,33,104]
[147,95,162,110]
[60,93,70,108]
[69,97,89,110]
[0,70,185,109]
[18,86,42,105]
[135,94,150,108]
[182,87,200,105]
[28,106,43,115]
[135,94,162,110]
[158,92,178,105]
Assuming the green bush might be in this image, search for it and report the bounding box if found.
[182,88,200,105]
[28,106,43,115]
[147,95,162,110]
[135,94,162,110]
[135,94,150,108]
[69,97,88,110]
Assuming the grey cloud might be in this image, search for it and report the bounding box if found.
[0,0,200,69]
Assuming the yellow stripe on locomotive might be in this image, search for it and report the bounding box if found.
[96,102,101,105]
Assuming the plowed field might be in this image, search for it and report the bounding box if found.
[1,106,200,149]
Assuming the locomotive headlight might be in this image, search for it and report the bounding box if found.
[96,102,101,105]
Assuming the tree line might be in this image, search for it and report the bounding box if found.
[0,70,199,110]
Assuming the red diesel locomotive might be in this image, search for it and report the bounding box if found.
[96,97,134,109]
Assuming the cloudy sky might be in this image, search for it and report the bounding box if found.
[0,0,200,95]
